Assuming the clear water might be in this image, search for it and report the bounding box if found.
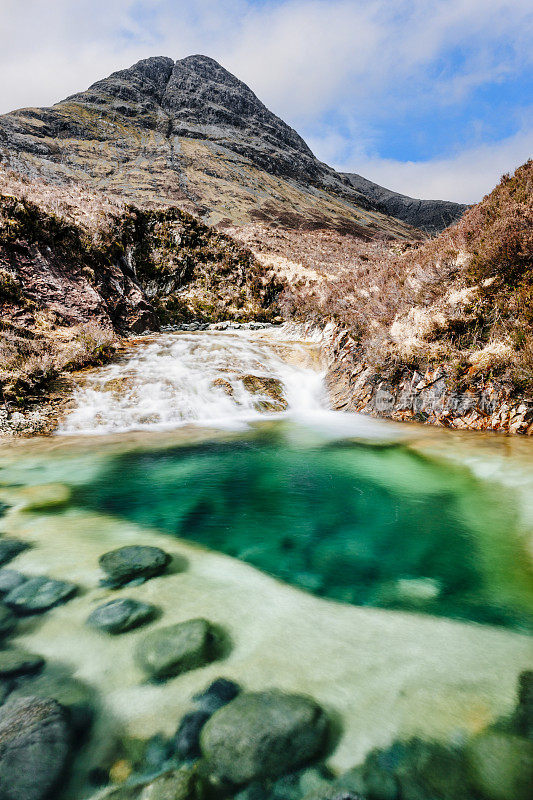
[1,329,532,798]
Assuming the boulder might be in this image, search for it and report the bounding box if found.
[9,668,94,734]
[200,690,328,783]
[135,619,218,679]
[241,376,288,412]
[0,696,71,800]
[99,546,171,585]
[173,710,211,760]
[193,678,240,714]
[0,539,28,567]
[466,730,533,800]
[87,598,156,634]
[0,570,26,597]
[4,576,77,614]
[0,605,16,639]
[0,649,44,678]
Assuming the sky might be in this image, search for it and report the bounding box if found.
[0,0,531,202]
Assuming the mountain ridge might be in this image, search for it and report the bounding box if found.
[0,55,462,237]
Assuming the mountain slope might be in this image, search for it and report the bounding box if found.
[343,172,467,234]
[0,55,420,240]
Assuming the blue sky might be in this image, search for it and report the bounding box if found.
[0,0,531,202]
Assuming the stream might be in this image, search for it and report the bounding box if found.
[0,326,532,799]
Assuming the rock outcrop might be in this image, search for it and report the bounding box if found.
[343,172,467,234]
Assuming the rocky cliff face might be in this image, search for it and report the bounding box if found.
[0,56,420,239]
[342,173,467,234]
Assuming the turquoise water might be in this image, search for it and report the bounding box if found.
[69,424,533,632]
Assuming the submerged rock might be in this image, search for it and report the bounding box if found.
[200,690,328,783]
[135,618,219,680]
[173,710,211,760]
[87,598,156,634]
[0,649,44,678]
[241,375,288,411]
[193,678,240,714]
[99,546,171,586]
[0,539,28,567]
[0,605,16,639]
[0,570,26,597]
[0,696,71,800]
[466,730,533,800]
[4,576,77,614]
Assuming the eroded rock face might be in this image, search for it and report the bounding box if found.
[200,690,328,783]
[0,696,71,800]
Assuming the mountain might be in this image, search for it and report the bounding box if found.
[0,55,432,240]
[342,173,468,234]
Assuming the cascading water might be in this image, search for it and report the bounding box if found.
[59,327,328,435]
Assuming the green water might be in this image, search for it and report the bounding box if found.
[64,423,533,632]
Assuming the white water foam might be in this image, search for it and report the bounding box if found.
[59,328,329,435]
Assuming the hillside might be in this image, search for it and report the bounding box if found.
[0,55,425,239]
[343,172,468,234]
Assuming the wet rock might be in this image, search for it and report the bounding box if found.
[212,378,235,397]
[0,605,16,639]
[99,546,171,586]
[516,670,533,739]
[0,649,44,678]
[200,690,329,783]
[135,618,218,680]
[241,375,288,411]
[138,766,205,800]
[4,576,77,614]
[87,598,156,634]
[173,710,211,760]
[0,696,71,800]
[9,668,94,734]
[193,678,240,714]
[466,730,533,800]
[0,570,26,597]
[0,539,28,567]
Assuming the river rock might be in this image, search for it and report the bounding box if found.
[193,678,240,713]
[0,605,16,639]
[200,690,329,783]
[139,766,205,800]
[0,539,28,567]
[4,576,77,614]
[0,570,26,597]
[9,669,94,734]
[0,696,71,800]
[241,376,288,411]
[87,598,156,634]
[99,546,171,585]
[173,710,210,760]
[135,618,218,679]
[0,649,44,678]
[466,730,533,800]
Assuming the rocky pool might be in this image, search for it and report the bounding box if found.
[0,328,531,800]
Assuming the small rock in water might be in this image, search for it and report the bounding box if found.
[200,690,329,783]
[0,603,16,638]
[0,539,29,567]
[135,618,219,680]
[0,648,44,677]
[193,678,240,714]
[0,696,71,800]
[87,598,156,634]
[99,545,171,586]
[0,569,27,597]
[139,766,204,800]
[173,710,211,760]
[4,576,77,615]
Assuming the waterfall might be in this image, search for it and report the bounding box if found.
[59,327,328,435]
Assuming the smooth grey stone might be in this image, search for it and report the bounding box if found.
[99,545,171,585]
[193,678,240,714]
[0,570,26,597]
[4,576,77,615]
[0,539,28,567]
[87,598,156,634]
[135,618,217,679]
[0,696,71,800]
[200,690,328,783]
